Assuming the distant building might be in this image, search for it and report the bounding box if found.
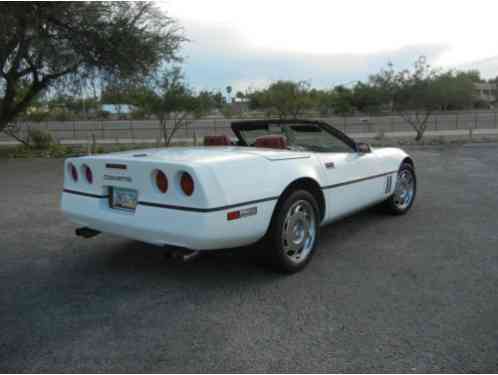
[101,104,135,115]
[474,83,496,105]
[101,104,137,119]
[231,97,250,113]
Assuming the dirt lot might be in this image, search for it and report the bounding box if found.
[1,144,497,372]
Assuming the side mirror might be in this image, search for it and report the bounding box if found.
[356,142,371,153]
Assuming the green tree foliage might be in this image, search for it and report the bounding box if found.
[131,67,200,146]
[432,71,477,110]
[0,2,185,132]
[351,82,387,113]
[384,57,441,140]
[248,80,314,119]
[196,90,226,113]
[331,86,355,115]
[369,57,479,140]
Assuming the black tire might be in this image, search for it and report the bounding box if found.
[383,162,417,215]
[263,190,320,273]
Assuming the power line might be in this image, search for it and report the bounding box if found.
[453,54,498,69]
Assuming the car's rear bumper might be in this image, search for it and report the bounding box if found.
[61,191,276,250]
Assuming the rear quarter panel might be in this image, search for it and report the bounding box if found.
[204,155,324,207]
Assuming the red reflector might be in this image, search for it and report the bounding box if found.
[69,163,78,182]
[227,211,240,221]
[180,172,194,196]
[155,170,168,193]
[84,165,93,184]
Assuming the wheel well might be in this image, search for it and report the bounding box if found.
[276,178,326,221]
[402,156,415,169]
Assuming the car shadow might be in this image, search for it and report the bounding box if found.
[101,205,395,280]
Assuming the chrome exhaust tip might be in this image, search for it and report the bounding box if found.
[169,248,202,263]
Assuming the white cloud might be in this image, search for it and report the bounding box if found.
[157,0,498,88]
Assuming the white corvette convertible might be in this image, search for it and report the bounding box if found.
[61,119,416,272]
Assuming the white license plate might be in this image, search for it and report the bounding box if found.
[111,187,138,211]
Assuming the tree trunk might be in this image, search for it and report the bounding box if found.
[415,129,424,141]
[0,79,46,133]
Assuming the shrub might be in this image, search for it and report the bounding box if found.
[46,144,73,158]
[9,143,75,158]
[53,109,72,122]
[221,105,234,119]
[130,110,147,120]
[28,128,53,149]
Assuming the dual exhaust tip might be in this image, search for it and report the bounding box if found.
[75,227,201,263]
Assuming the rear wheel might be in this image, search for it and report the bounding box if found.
[384,163,416,214]
[265,190,320,273]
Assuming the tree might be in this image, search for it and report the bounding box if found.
[212,91,226,109]
[370,57,442,141]
[432,71,476,110]
[351,82,387,113]
[248,80,314,119]
[132,67,199,146]
[225,85,232,102]
[0,2,185,132]
[331,85,355,115]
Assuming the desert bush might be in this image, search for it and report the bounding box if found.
[221,105,234,119]
[28,128,54,149]
[9,143,75,158]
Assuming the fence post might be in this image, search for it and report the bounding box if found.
[100,119,104,139]
[343,116,346,133]
[474,111,478,129]
[455,113,459,130]
[129,120,134,144]
[495,111,497,128]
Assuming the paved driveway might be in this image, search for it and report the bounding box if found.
[1,144,497,372]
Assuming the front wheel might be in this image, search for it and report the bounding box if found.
[265,190,320,273]
[384,163,417,214]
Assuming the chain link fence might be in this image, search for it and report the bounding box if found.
[1,110,498,144]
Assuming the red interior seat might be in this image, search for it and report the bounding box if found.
[254,135,288,149]
[204,135,231,146]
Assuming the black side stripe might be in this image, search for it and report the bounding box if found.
[138,196,279,213]
[63,170,398,212]
[321,170,397,190]
[63,189,109,199]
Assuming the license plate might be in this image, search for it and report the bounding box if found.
[111,187,138,211]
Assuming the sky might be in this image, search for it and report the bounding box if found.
[158,0,498,92]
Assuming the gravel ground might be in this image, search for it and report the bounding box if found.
[1,144,497,372]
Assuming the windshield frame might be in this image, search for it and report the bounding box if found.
[231,119,358,152]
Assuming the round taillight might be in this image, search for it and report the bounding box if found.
[180,172,194,196]
[155,170,168,193]
[69,163,78,182]
[83,165,93,184]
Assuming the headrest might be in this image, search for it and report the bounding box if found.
[204,135,231,146]
[254,135,288,149]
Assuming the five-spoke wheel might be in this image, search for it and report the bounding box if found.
[281,200,317,264]
[266,190,320,273]
[384,162,417,214]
